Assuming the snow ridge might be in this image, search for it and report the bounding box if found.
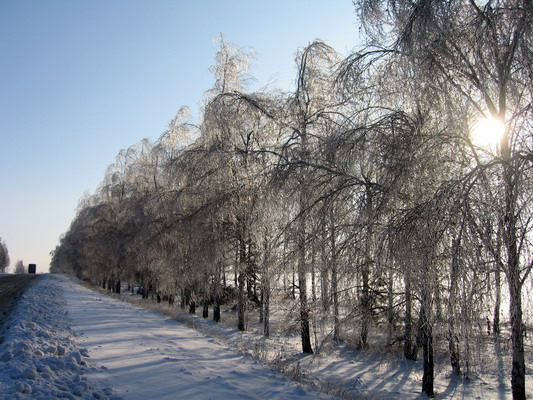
[0,275,121,400]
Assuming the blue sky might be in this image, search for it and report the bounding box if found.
[0,0,359,273]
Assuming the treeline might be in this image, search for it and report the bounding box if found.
[0,238,9,273]
[51,1,532,398]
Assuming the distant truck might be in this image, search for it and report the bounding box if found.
[28,264,36,274]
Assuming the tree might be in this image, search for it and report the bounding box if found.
[352,1,533,397]
[14,260,26,274]
[0,238,9,273]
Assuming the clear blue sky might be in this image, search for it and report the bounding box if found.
[0,0,359,273]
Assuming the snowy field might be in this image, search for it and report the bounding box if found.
[1,274,530,399]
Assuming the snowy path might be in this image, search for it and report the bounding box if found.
[58,275,333,400]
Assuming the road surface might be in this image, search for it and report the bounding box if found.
[0,274,40,332]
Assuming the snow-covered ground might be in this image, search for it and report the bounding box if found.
[58,274,335,400]
[0,274,119,400]
[79,281,533,400]
[1,274,530,399]
[0,274,334,399]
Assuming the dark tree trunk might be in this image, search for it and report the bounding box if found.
[142,283,149,299]
[509,264,526,400]
[148,283,155,300]
[189,300,196,314]
[448,237,462,375]
[259,290,264,323]
[298,217,313,354]
[213,261,222,323]
[332,259,340,341]
[359,263,370,349]
[421,290,434,398]
[291,263,296,300]
[359,189,373,349]
[404,272,417,361]
[180,290,187,309]
[237,273,246,331]
[330,206,339,341]
[202,302,208,319]
[493,260,501,335]
[263,283,270,338]
[321,214,330,312]
[501,135,526,400]
[213,299,221,323]
[387,267,394,339]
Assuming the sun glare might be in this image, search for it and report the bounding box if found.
[471,117,505,147]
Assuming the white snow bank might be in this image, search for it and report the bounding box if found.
[0,274,121,400]
[57,275,336,400]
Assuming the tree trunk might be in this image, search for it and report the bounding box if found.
[508,251,526,400]
[359,262,370,348]
[331,253,340,341]
[387,267,394,340]
[263,273,270,338]
[237,273,246,331]
[202,302,208,318]
[321,211,330,312]
[299,274,313,353]
[298,203,313,354]
[213,260,222,323]
[180,290,187,309]
[501,129,526,400]
[259,288,264,323]
[292,263,296,300]
[329,205,340,340]
[493,260,501,335]
[189,300,196,314]
[421,288,434,398]
[404,271,417,361]
[448,237,462,375]
[213,300,221,323]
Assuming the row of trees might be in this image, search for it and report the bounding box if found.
[51,1,532,398]
[0,238,9,273]
[0,239,26,274]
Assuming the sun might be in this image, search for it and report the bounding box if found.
[471,117,505,147]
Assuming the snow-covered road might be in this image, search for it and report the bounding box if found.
[57,275,333,400]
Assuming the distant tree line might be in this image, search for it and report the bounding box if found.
[0,238,9,273]
[14,260,26,274]
[51,1,532,398]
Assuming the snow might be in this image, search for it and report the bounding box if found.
[1,274,530,399]
[77,282,532,400]
[57,274,335,399]
[0,274,118,400]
